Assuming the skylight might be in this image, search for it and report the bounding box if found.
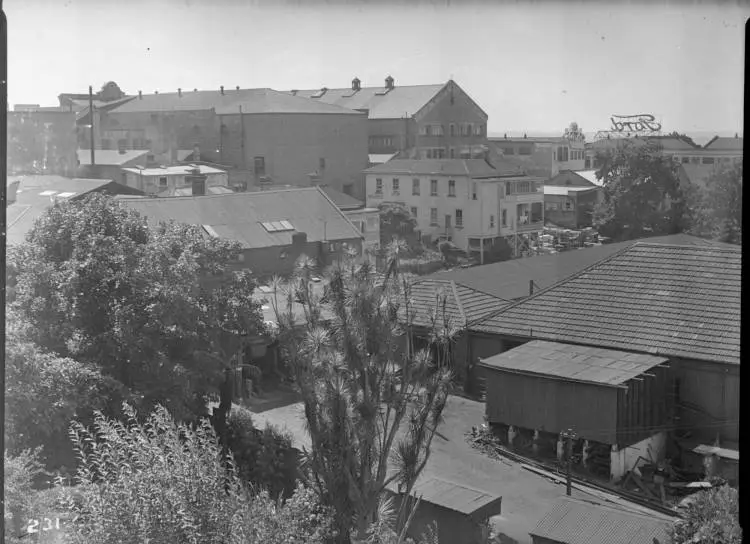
[261,220,294,233]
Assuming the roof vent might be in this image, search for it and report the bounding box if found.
[220,86,225,95]
[155,90,159,94]
[385,75,394,90]
[290,90,298,95]
[138,90,142,99]
[352,77,361,91]
[194,88,198,92]
[178,88,182,97]
[523,133,527,139]
[236,85,240,90]
[735,133,739,138]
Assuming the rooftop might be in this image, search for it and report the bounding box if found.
[386,477,503,520]
[430,233,732,302]
[287,82,447,120]
[364,159,527,178]
[121,164,226,176]
[164,185,235,197]
[530,496,673,544]
[77,149,150,166]
[6,175,143,246]
[117,186,363,249]
[479,340,667,388]
[405,278,507,328]
[703,135,743,151]
[544,185,600,196]
[319,185,365,210]
[108,88,363,116]
[471,242,741,365]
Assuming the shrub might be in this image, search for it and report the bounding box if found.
[670,484,741,544]
[4,449,49,543]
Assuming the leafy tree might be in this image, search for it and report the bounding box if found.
[669,485,741,544]
[56,403,337,544]
[269,250,454,542]
[4,449,49,543]
[686,161,742,245]
[592,140,686,241]
[379,203,422,254]
[4,310,124,469]
[9,194,266,426]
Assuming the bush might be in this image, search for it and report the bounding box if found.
[56,403,335,544]
[4,449,49,543]
[670,485,741,544]
[225,405,300,499]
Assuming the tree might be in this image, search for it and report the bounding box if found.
[269,251,455,542]
[4,449,49,543]
[4,310,124,469]
[669,485,741,544]
[378,203,422,254]
[686,161,742,245]
[56,403,337,544]
[592,140,686,241]
[9,194,266,426]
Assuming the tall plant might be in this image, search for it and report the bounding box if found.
[269,244,454,542]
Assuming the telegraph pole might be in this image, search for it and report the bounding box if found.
[88,85,95,166]
[562,428,577,496]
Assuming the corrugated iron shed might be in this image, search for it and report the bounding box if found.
[479,341,667,387]
[530,496,673,544]
[386,477,502,520]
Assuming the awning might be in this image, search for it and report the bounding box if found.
[692,444,739,461]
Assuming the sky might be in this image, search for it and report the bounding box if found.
[5,0,748,138]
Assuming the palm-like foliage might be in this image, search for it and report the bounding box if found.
[269,248,455,542]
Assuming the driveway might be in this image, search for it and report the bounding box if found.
[251,394,607,544]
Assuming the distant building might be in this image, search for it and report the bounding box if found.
[319,185,381,260]
[489,123,587,178]
[117,186,364,279]
[5,175,144,246]
[288,77,489,159]
[543,170,603,229]
[365,159,545,261]
[77,149,153,183]
[7,107,78,177]
[120,164,229,196]
[78,87,369,198]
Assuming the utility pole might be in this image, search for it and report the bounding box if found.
[562,428,577,496]
[89,85,95,166]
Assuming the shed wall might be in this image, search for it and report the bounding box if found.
[483,369,619,444]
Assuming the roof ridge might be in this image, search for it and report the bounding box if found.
[467,240,640,328]
[556,495,678,521]
[454,281,512,303]
[314,185,364,241]
[448,280,467,326]
[632,241,740,252]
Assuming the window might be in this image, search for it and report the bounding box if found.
[410,206,418,218]
[702,157,715,165]
[564,200,574,211]
[515,181,531,193]
[254,156,266,177]
[506,182,512,196]
[475,124,484,136]
[375,178,383,194]
[519,146,532,156]
[690,157,700,164]
[430,179,438,196]
[448,180,456,197]
[490,214,495,228]
[159,176,168,187]
[392,178,400,195]
[430,208,438,226]
[449,148,455,158]
[101,138,112,150]
[319,157,326,170]
[434,124,444,136]
[505,147,515,155]
[501,209,507,227]
[412,178,420,195]
[425,125,432,136]
[546,202,560,211]
[471,182,477,200]
[455,209,463,227]
[682,157,690,164]
[450,124,456,137]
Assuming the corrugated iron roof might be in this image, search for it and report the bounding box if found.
[121,164,226,176]
[319,185,364,210]
[288,84,445,119]
[703,135,743,151]
[479,340,667,387]
[470,242,741,365]
[530,496,672,544]
[386,477,502,519]
[118,186,363,249]
[369,153,397,164]
[109,88,362,116]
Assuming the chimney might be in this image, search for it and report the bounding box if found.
[155,90,159,94]
[194,88,198,92]
[236,85,240,90]
[352,77,361,91]
[385,75,394,90]
[292,232,308,247]
[7,180,20,205]
[220,86,225,95]
[178,88,182,97]
[524,133,527,139]
[138,90,142,99]
[735,133,739,138]
[193,144,201,162]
